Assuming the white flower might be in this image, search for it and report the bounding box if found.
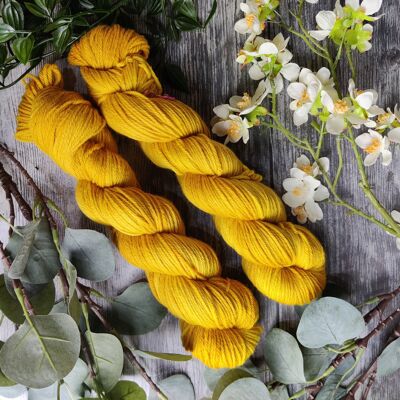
[246,34,300,92]
[389,210,400,250]
[287,69,320,126]
[235,3,263,35]
[345,0,383,17]
[293,154,330,177]
[283,169,329,223]
[305,0,319,3]
[309,10,337,41]
[213,80,269,118]
[355,129,392,166]
[212,114,251,144]
[374,109,396,130]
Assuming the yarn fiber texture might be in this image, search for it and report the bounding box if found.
[15,64,262,369]
[69,25,327,306]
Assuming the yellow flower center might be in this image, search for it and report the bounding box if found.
[237,93,252,110]
[293,206,307,218]
[227,121,241,136]
[246,14,256,28]
[377,113,391,125]
[296,91,310,107]
[292,187,303,197]
[365,138,381,154]
[300,165,314,175]
[334,99,349,114]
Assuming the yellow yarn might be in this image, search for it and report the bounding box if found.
[15,64,262,368]
[69,24,327,305]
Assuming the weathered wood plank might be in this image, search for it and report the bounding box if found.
[1,1,399,399]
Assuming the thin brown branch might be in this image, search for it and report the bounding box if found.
[363,286,400,325]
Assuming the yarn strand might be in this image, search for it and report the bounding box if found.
[15,64,262,369]
[69,24,327,305]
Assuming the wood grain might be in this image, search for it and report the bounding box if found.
[1,1,399,399]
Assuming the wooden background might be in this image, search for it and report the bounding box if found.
[1,0,400,398]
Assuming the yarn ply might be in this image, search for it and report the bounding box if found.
[16,64,262,368]
[69,25,327,305]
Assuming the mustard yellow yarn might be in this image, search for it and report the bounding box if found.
[69,25,327,306]
[15,64,262,368]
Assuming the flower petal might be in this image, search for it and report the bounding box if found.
[281,63,300,82]
[309,30,330,41]
[360,0,382,15]
[391,210,400,224]
[314,185,330,201]
[248,63,265,80]
[316,11,337,30]
[293,107,309,126]
[283,192,307,208]
[304,200,323,222]
[355,132,373,149]
[213,104,231,119]
[364,151,380,166]
[234,18,250,35]
[388,127,400,144]
[287,82,306,100]
[321,91,335,113]
[356,91,374,109]
[283,177,302,192]
[381,149,392,166]
[326,115,346,134]
[258,42,279,55]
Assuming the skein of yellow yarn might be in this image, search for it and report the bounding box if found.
[69,25,327,306]
[15,64,262,369]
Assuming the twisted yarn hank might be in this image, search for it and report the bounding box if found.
[68,24,327,306]
[15,63,262,368]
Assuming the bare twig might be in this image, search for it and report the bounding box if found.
[363,286,400,324]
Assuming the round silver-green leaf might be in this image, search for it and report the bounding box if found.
[0,313,81,388]
[108,380,146,400]
[61,228,115,282]
[217,377,270,400]
[134,349,191,362]
[377,337,400,378]
[264,328,306,384]
[110,282,167,335]
[297,297,365,348]
[149,374,194,400]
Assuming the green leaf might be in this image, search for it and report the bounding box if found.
[24,2,48,18]
[297,297,365,348]
[0,44,7,64]
[79,0,94,9]
[52,24,71,54]
[6,218,61,284]
[0,314,81,388]
[147,0,165,15]
[28,358,88,399]
[109,282,167,335]
[377,337,400,378]
[315,356,354,400]
[134,349,191,362]
[270,386,289,400]
[212,369,269,400]
[149,375,194,400]
[108,380,146,400]
[302,347,335,382]
[85,332,123,392]
[2,1,24,30]
[264,328,306,384]
[204,0,217,27]
[0,23,15,43]
[43,18,70,32]
[0,342,15,387]
[61,228,115,282]
[164,63,188,92]
[0,275,55,324]
[11,36,34,64]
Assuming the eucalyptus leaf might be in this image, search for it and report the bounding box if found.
[6,218,61,284]
[270,386,289,400]
[85,332,123,392]
[0,23,15,43]
[217,378,270,400]
[134,349,191,362]
[212,369,253,400]
[315,356,355,400]
[264,328,306,384]
[0,342,15,387]
[149,374,194,400]
[302,347,335,382]
[377,337,400,378]
[0,275,55,324]
[108,380,146,400]
[61,228,115,282]
[2,1,24,30]
[11,36,34,64]
[297,297,365,348]
[0,314,81,388]
[109,282,167,335]
[28,358,88,400]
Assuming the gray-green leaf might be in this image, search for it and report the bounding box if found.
[302,347,335,382]
[264,328,306,384]
[0,275,55,324]
[85,332,123,392]
[297,297,365,348]
[270,386,289,400]
[0,314,81,388]
[377,337,400,378]
[6,218,61,284]
[108,380,146,400]
[28,358,88,399]
[149,375,194,400]
[61,228,115,282]
[0,342,15,387]
[134,349,191,362]
[110,282,167,335]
